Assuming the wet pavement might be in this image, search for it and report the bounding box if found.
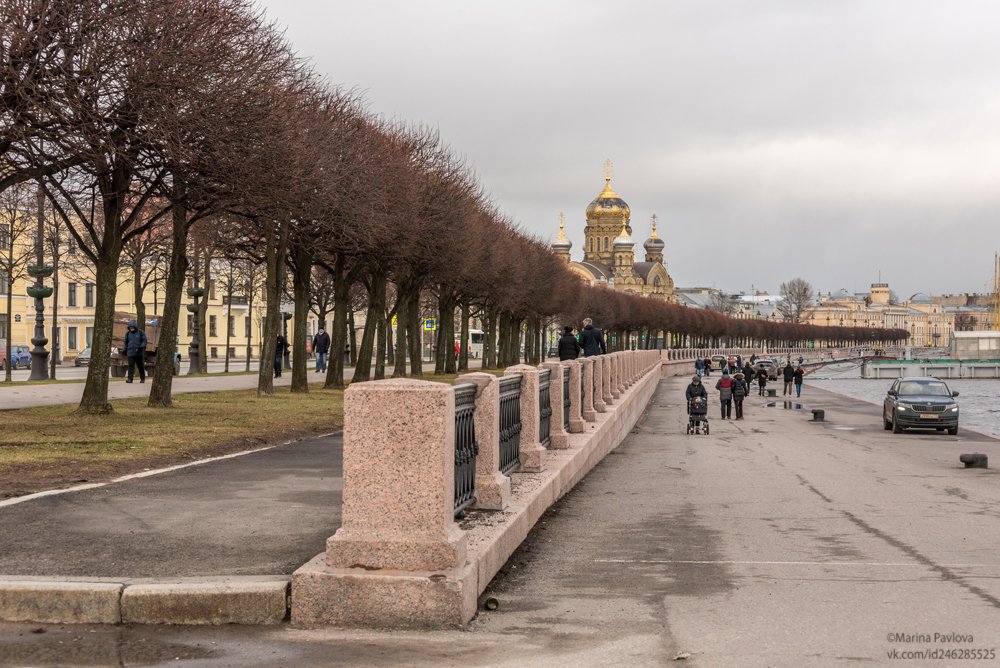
[4,377,1000,666]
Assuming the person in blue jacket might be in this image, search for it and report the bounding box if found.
[124,320,148,384]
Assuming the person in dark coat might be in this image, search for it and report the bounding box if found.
[124,320,147,384]
[578,318,606,357]
[694,357,704,378]
[558,326,582,360]
[716,371,734,419]
[312,326,331,373]
[782,362,795,395]
[274,333,288,378]
[742,361,755,383]
[685,375,708,402]
[703,356,712,377]
[732,371,749,419]
[793,364,805,397]
[756,366,768,396]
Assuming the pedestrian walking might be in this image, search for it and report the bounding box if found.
[694,357,704,378]
[798,355,804,365]
[274,333,288,378]
[716,371,734,419]
[685,374,708,402]
[558,325,582,361]
[756,366,768,396]
[124,320,147,384]
[732,371,749,419]
[312,326,330,373]
[793,364,805,398]
[782,362,795,395]
[703,356,712,377]
[454,341,460,361]
[742,360,754,383]
[579,318,607,357]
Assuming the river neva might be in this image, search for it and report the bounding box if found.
[807,363,1000,438]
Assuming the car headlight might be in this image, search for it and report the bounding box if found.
[950,407,959,412]
[897,403,912,411]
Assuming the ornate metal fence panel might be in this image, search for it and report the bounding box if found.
[498,375,522,475]
[563,368,571,430]
[539,368,552,447]
[453,383,478,515]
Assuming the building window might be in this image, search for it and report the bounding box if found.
[85,326,94,346]
[209,315,217,337]
[84,283,94,307]
[228,315,234,336]
[68,327,78,350]
[245,316,251,337]
[604,237,609,251]
[208,279,216,301]
[0,315,6,341]
[0,274,7,295]
[0,223,10,249]
[187,314,194,335]
[68,282,77,307]
[66,235,78,255]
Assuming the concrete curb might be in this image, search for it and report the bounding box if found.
[0,575,290,625]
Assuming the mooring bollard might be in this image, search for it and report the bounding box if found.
[811,409,825,422]
[960,453,988,469]
[766,388,777,397]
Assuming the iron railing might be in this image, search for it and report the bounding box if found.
[453,383,478,516]
[498,375,522,475]
[562,368,570,430]
[539,368,551,447]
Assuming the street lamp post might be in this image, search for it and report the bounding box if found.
[27,186,51,380]
[186,286,204,374]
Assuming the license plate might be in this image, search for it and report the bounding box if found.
[919,413,938,420]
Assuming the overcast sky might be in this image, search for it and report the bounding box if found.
[258,0,1000,299]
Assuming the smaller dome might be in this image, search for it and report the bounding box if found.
[551,212,572,251]
[644,215,664,251]
[612,221,633,249]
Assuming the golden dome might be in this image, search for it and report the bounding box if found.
[586,161,630,219]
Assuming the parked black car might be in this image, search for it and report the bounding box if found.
[883,377,959,435]
[74,346,92,366]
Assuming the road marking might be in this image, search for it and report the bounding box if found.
[0,431,341,509]
[593,559,998,568]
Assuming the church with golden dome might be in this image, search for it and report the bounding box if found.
[551,162,675,301]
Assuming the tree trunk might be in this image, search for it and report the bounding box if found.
[323,255,349,389]
[354,273,383,383]
[483,309,496,370]
[392,286,409,378]
[132,256,146,330]
[290,244,311,393]
[348,308,357,366]
[3,265,12,383]
[77,255,120,414]
[444,297,456,375]
[257,220,289,396]
[148,199,189,407]
[458,302,470,371]
[197,250,210,373]
[407,289,422,377]
[375,306,387,381]
[245,284,253,373]
[224,272,234,373]
[434,291,450,375]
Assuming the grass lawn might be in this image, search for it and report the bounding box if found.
[0,383,344,499]
[0,368,506,499]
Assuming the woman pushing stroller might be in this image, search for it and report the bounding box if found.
[685,375,710,434]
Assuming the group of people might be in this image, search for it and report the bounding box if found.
[687,355,807,421]
[557,318,608,360]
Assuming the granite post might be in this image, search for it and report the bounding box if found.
[506,364,546,472]
[456,372,511,510]
[609,353,622,399]
[541,362,569,448]
[591,357,607,413]
[580,357,599,419]
[292,378,477,628]
[564,360,585,432]
[602,354,614,405]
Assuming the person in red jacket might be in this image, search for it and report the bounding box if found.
[716,372,734,419]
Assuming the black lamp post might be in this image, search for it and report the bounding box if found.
[186,286,204,374]
[27,186,51,380]
[282,311,292,369]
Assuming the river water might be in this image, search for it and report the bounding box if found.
[805,363,1000,439]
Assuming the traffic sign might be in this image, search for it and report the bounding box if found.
[423,318,437,331]
[391,315,397,328]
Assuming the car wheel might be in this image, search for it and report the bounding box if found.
[947,426,959,436]
[892,411,904,434]
[883,413,892,430]
[704,423,710,435]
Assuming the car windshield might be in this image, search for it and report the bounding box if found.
[898,380,951,397]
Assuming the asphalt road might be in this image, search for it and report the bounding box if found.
[3,377,1000,666]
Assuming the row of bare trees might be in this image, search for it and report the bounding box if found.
[2,0,905,414]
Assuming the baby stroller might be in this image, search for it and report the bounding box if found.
[687,396,709,435]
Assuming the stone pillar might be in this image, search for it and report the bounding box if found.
[326,379,465,571]
[617,353,627,392]
[602,354,614,405]
[581,357,599,419]
[591,357,607,413]
[292,378,478,629]
[456,372,510,510]
[609,353,621,400]
[541,362,569,449]
[564,360,585,432]
[505,364,546,472]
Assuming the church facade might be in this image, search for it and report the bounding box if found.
[551,167,675,301]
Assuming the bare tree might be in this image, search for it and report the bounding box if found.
[0,181,32,381]
[779,278,814,323]
[708,291,737,316]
